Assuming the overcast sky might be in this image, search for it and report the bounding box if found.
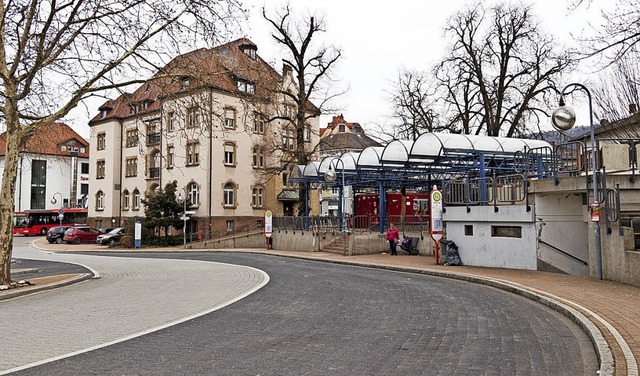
[67,0,608,138]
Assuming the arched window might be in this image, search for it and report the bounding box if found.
[223,182,236,207]
[96,191,104,210]
[122,190,130,210]
[133,189,140,210]
[252,186,264,208]
[188,182,199,206]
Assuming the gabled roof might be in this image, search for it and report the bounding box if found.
[319,132,380,153]
[0,123,89,158]
[90,38,320,124]
[320,114,364,137]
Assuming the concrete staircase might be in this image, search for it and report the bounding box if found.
[322,235,350,254]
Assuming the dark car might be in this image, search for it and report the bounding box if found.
[63,226,100,244]
[46,226,70,244]
[96,227,126,245]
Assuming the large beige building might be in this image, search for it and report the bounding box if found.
[87,38,320,235]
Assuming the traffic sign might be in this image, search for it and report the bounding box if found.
[264,211,273,238]
[58,208,64,215]
[180,215,190,221]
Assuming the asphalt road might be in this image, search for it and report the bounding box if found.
[11,251,598,376]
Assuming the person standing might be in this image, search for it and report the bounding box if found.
[386,222,400,255]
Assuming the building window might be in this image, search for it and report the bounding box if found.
[252,146,265,168]
[147,121,160,145]
[253,113,265,134]
[491,226,522,238]
[97,133,106,150]
[226,220,235,232]
[224,142,236,166]
[123,190,130,210]
[96,160,106,179]
[252,186,264,208]
[224,107,236,129]
[339,123,346,132]
[125,157,137,177]
[167,111,175,132]
[126,129,138,147]
[241,46,257,60]
[282,172,289,187]
[223,182,236,207]
[304,124,311,142]
[30,160,46,210]
[188,182,199,206]
[167,145,174,168]
[237,80,255,94]
[148,151,160,178]
[81,162,89,174]
[80,184,89,196]
[465,225,473,236]
[96,190,104,210]
[186,141,200,166]
[181,77,191,90]
[187,107,200,129]
[284,105,295,119]
[133,189,140,210]
[282,129,295,151]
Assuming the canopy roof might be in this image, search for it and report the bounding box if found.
[290,132,554,190]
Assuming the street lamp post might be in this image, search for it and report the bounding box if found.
[551,83,603,280]
[324,159,347,256]
[177,190,187,249]
[51,192,63,225]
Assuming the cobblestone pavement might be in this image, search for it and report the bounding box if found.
[6,237,640,375]
[2,241,268,374]
[7,252,598,376]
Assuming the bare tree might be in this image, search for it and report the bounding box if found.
[575,0,640,64]
[0,0,244,285]
[388,69,441,140]
[436,3,572,137]
[591,56,640,122]
[262,5,343,214]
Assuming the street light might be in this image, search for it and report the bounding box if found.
[51,192,63,225]
[551,83,603,280]
[177,189,187,249]
[324,159,347,256]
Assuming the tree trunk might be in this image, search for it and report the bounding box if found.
[0,121,22,285]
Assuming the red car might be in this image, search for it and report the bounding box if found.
[63,226,101,244]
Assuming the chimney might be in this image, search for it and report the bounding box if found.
[630,103,638,114]
[282,64,292,77]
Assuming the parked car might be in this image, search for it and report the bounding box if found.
[96,227,126,245]
[63,225,101,244]
[46,226,70,244]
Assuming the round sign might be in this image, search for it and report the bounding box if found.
[58,208,64,215]
[432,191,441,202]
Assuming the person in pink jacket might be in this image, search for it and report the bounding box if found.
[386,222,400,255]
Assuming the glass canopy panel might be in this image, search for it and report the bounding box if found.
[410,133,444,157]
[357,146,384,167]
[302,161,321,177]
[381,140,412,162]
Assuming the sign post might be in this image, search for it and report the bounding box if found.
[264,210,273,249]
[58,208,64,226]
[134,218,142,249]
[430,186,443,264]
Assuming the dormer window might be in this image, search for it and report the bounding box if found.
[99,109,108,119]
[237,80,255,94]
[181,76,191,90]
[145,83,152,92]
[240,44,257,60]
[339,123,346,132]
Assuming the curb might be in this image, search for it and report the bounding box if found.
[0,273,94,302]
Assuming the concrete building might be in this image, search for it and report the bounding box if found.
[87,38,320,233]
[0,123,90,212]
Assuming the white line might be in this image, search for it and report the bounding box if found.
[0,266,269,375]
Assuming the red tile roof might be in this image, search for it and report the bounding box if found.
[90,38,319,124]
[0,123,89,158]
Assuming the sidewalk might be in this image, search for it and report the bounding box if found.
[9,238,640,376]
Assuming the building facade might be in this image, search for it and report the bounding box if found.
[0,123,90,212]
[87,38,320,233]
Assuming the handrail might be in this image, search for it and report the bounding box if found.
[538,239,588,266]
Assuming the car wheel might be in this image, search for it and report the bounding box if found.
[40,228,47,235]
[56,237,63,244]
[108,239,116,246]
[73,237,81,244]
[48,239,54,244]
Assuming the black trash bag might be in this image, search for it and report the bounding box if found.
[401,237,411,251]
[444,240,462,266]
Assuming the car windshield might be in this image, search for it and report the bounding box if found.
[109,228,124,234]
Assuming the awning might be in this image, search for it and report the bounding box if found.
[277,189,299,202]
